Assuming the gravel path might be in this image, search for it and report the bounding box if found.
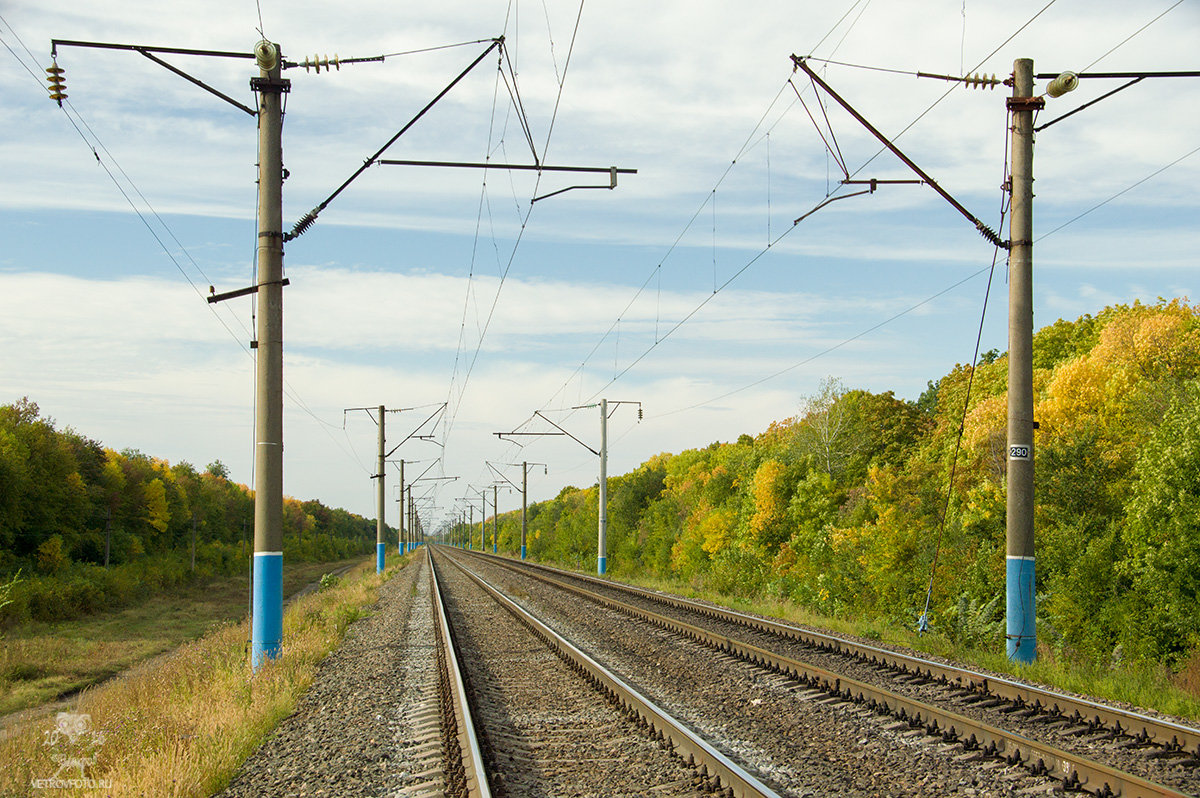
[217,559,425,798]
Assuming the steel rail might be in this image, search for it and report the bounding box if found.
[434,548,781,798]
[494,553,1200,758]
[462,550,1191,798]
[428,548,491,798]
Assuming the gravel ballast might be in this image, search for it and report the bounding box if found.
[217,558,424,798]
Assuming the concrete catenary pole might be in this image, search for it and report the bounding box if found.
[400,489,410,556]
[479,489,486,551]
[598,398,608,575]
[398,459,406,554]
[376,405,386,573]
[1006,58,1038,663]
[521,461,528,560]
[492,484,498,553]
[251,39,286,672]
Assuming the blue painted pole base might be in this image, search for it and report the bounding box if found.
[493,543,497,554]
[521,545,526,560]
[376,543,386,573]
[597,556,607,575]
[1006,556,1037,663]
[252,552,283,672]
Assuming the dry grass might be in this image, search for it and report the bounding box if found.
[0,552,411,797]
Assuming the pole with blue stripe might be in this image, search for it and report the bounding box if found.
[376,405,386,573]
[1006,58,1037,663]
[251,39,286,673]
[398,459,406,555]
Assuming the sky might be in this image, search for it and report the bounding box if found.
[2,0,1197,532]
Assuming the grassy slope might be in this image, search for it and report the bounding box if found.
[0,552,411,798]
[0,558,365,716]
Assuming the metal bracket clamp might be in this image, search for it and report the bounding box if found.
[1005,96,1045,112]
[250,76,292,93]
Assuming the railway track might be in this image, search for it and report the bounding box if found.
[426,546,780,797]
[450,547,1200,798]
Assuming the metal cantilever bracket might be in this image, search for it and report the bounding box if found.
[207,277,290,304]
[532,166,622,203]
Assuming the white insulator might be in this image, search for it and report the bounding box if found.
[254,40,278,71]
[1046,71,1079,98]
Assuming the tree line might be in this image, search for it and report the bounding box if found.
[0,399,379,624]
[486,299,1200,667]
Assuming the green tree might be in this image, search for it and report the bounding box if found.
[1120,381,1200,661]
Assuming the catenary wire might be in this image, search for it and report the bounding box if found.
[534,77,798,418]
[441,2,587,463]
[654,262,997,419]
[1036,143,1200,242]
[1082,0,1186,72]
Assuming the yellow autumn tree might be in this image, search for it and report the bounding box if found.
[143,477,170,536]
[749,459,790,549]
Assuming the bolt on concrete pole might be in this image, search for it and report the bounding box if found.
[1006,57,1037,663]
[251,39,286,673]
[598,398,608,575]
[376,405,386,573]
[521,461,528,560]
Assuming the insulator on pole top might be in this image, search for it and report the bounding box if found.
[965,72,999,90]
[302,54,341,73]
[46,61,67,105]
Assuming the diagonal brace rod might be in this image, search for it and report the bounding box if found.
[534,411,598,455]
[138,49,257,115]
[287,38,502,240]
[386,403,447,457]
[791,55,1006,249]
